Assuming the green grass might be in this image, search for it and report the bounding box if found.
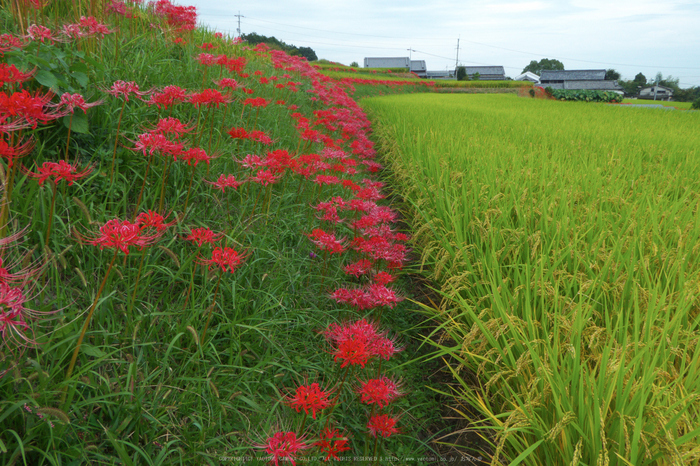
[0,2,447,464]
[362,93,700,465]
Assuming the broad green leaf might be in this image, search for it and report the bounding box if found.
[34,69,58,90]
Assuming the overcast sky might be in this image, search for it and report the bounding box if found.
[183,0,700,87]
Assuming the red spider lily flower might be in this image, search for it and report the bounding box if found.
[173,37,187,45]
[202,246,248,274]
[130,132,184,159]
[367,414,400,438]
[197,42,216,50]
[372,271,396,285]
[151,117,194,138]
[214,78,238,89]
[146,85,187,109]
[204,174,243,192]
[248,130,273,145]
[0,137,34,167]
[314,427,351,462]
[134,210,177,232]
[196,52,216,66]
[0,33,27,55]
[243,97,270,108]
[307,229,346,254]
[77,16,114,37]
[26,24,62,44]
[324,319,400,366]
[185,227,222,247]
[23,160,93,186]
[283,382,334,419]
[369,333,402,361]
[312,174,340,186]
[179,147,214,166]
[257,431,309,466]
[238,154,265,169]
[330,287,373,310]
[343,259,373,278]
[0,282,34,352]
[356,376,403,408]
[106,0,134,17]
[53,92,104,113]
[0,89,62,128]
[226,56,247,73]
[366,283,402,308]
[0,63,36,87]
[76,218,163,255]
[102,80,152,102]
[0,256,44,287]
[249,169,280,186]
[188,88,229,108]
[227,127,249,140]
[323,319,381,368]
[61,24,85,40]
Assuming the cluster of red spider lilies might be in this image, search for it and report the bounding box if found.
[1,1,412,464]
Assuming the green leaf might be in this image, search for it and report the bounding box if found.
[81,344,106,358]
[34,69,58,90]
[69,61,89,74]
[71,71,89,88]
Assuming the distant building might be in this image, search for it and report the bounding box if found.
[463,66,506,80]
[639,85,674,101]
[539,69,623,92]
[513,71,540,83]
[424,69,456,80]
[363,57,427,76]
[364,57,410,69]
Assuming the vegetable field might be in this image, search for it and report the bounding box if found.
[363,93,700,465]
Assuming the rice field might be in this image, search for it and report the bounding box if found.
[362,93,700,465]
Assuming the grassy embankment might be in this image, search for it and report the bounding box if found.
[0,1,450,464]
[363,93,700,465]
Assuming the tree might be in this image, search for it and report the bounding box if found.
[605,69,621,81]
[456,66,468,81]
[634,73,647,86]
[350,61,359,68]
[240,32,317,62]
[296,47,317,62]
[522,58,564,75]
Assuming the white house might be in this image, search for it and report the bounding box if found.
[513,71,540,83]
[638,85,674,101]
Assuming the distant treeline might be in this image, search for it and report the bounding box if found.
[241,33,317,62]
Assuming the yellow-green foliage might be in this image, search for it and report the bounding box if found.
[363,94,700,465]
[433,80,532,89]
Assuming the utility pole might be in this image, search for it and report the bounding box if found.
[234,11,244,37]
[455,37,460,70]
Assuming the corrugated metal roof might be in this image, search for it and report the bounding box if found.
[540,69,606,81]
[544,80,622,91]
[464,66,505,76]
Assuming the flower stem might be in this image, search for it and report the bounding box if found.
[45,181,58,248]
[62,249,119,406]
[201,270,224,343]
[109,100,126,184]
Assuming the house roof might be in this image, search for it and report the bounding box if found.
[540,69,606,81]
[641,85,674,93]
[463,66,505,76]
[514,71,540,82]
[543,80,623,91]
